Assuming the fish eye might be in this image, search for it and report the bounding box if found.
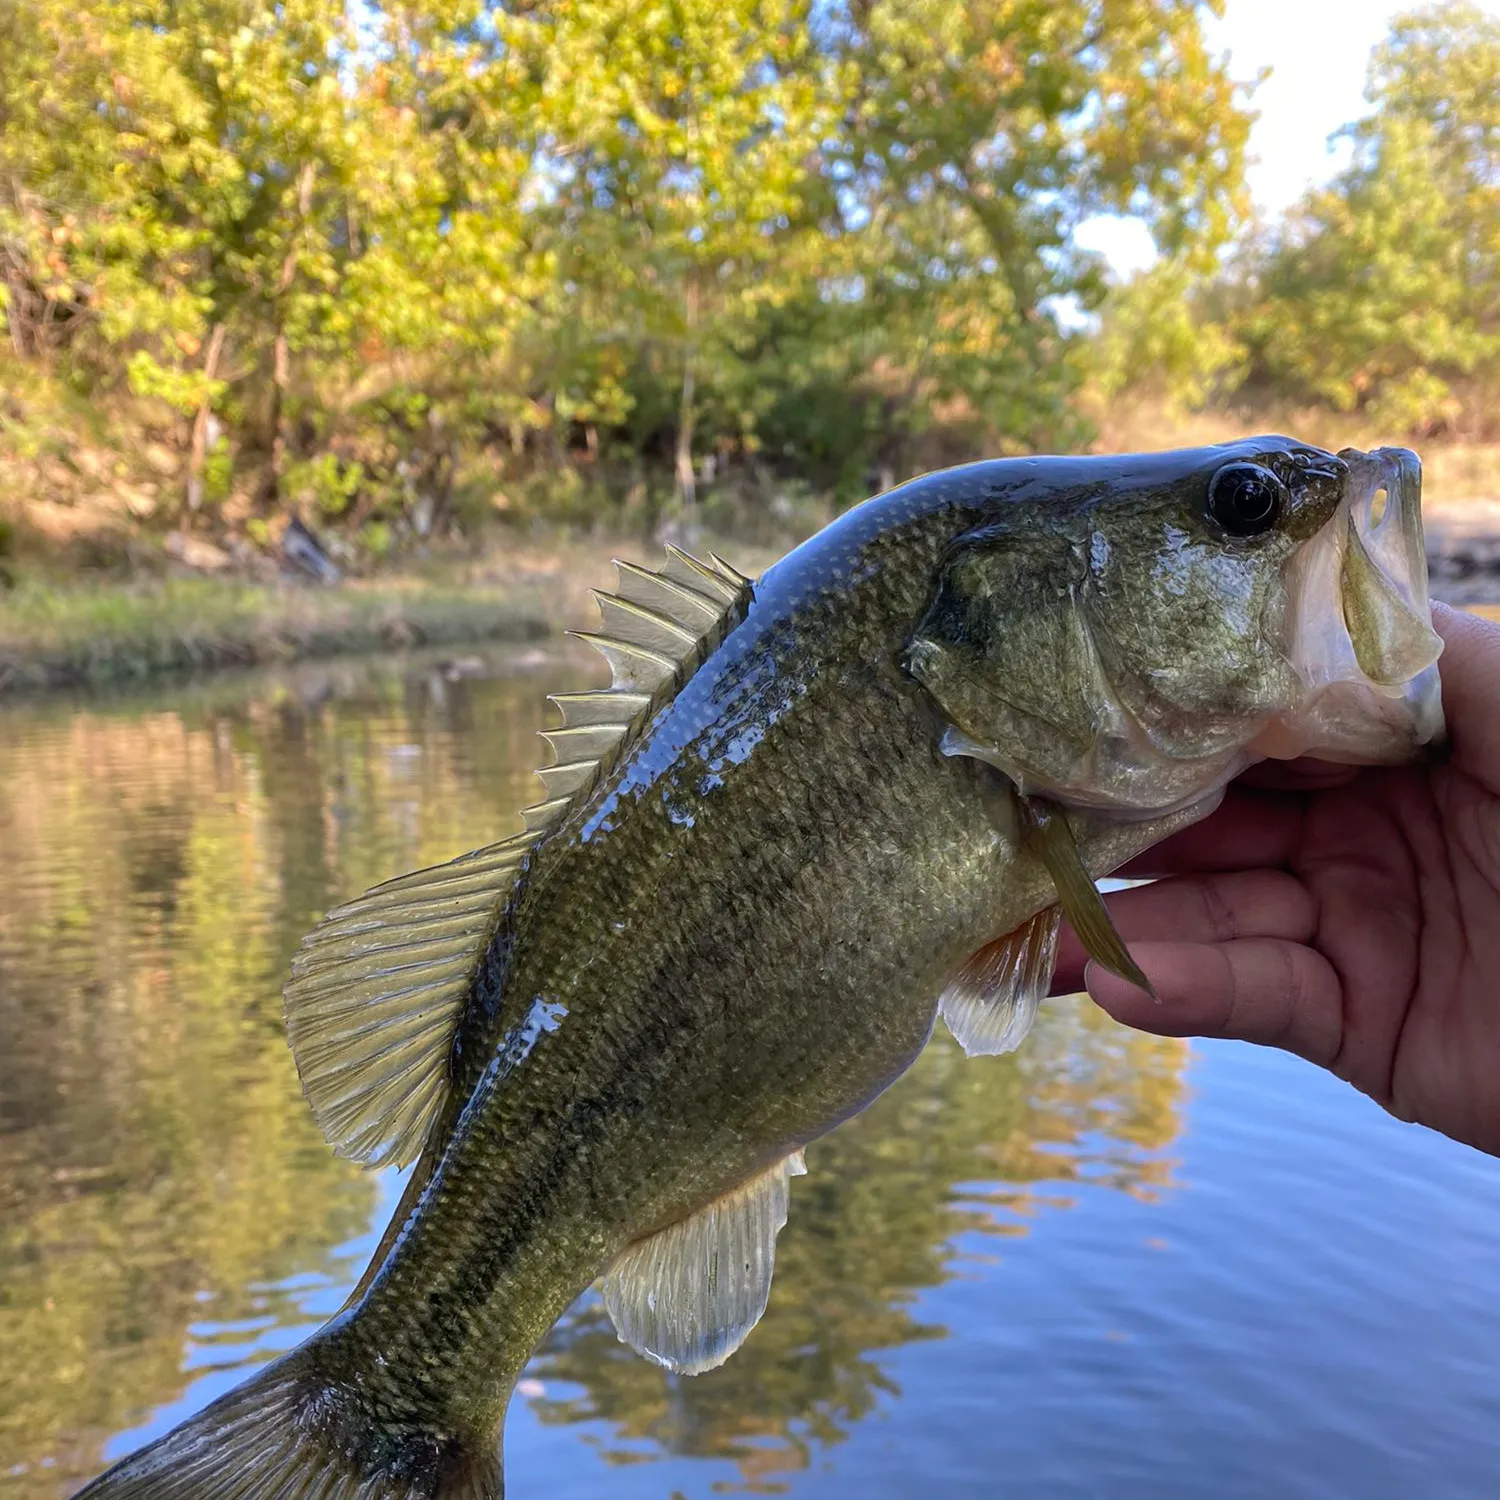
[1207,463,1286,537]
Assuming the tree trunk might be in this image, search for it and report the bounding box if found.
[2,259,28,360]
[267,327,291,494]
[186,321,228,515]
[267,162,317,503]
[675,280,699,507]
[675,361,697,507]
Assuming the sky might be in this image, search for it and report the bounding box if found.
[1076,0,1500,277]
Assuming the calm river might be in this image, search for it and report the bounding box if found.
[3,638,1499,1498]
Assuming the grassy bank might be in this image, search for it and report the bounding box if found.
[0,533,792,696]
[2,400,1494,698]
[0,574,554,694]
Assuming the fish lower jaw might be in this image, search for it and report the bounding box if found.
[1272,445,1446,765]
[1249,665,1445,766]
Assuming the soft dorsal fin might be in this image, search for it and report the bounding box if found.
[601,1150,807,1375]
[939,905,1061,1057]
[283,546,753,1169]
[283,834,532,1167]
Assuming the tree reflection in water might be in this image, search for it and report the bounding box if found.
[0,650,1184,1498]
[530,1001,1183,1492]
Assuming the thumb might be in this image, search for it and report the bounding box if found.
[1085,939,1344,1070]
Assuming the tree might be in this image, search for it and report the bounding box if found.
[780,0,1254,471]
[3,3,368,501]
[1233,2,1497,434]
[458,0,1255,498]
[505,0,840,502]
[1083,254,1247,415]
[1,0,1261,538]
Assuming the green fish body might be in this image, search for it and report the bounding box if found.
[78,439,1443,1499]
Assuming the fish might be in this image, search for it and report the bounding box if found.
[76,437,1443,1500]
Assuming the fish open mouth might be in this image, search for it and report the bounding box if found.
[1257,446,1446,764]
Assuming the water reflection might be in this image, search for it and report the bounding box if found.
[531,1006,1183,1491]
[0,648,1185,1497]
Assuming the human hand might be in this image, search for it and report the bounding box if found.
[1054,604,1500,1156]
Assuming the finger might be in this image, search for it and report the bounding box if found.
[1056,869,1318,992]
[1111,786,1307,878]
[1053,869,1316,992]
[1085,938,1344,1069]
[1432,603,1500,796]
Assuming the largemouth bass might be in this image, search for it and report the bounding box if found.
[78,438,1443,1499]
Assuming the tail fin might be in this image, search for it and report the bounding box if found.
[73,1347,503,1500]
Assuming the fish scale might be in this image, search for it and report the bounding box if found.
[77,438,1445,1500]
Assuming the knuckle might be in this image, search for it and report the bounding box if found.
[1197,876,1240,942]
[1266,943,1306,1048]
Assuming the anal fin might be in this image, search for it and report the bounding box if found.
[601,1151,807,1375]
[940,906,1061,1056]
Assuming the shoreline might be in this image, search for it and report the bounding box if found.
[0,576,556,697]
[1422,499,1500,608]
[0,533,784,699]
[2,503,1495,699]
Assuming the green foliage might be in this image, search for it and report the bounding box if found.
[1090,2,1499,438]
[202,438,235,508]
[285,452,364,519]
[38,0,1498,538]
[1085,257,1248,412]
[125,352,224,416]
[1246,3,1498,434]
[798,0,1251,451]
[360,519,394,559]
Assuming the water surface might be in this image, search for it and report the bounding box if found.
[2,645,1498,1498]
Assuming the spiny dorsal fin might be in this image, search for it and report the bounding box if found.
[283,834,532,1168]
[939,905,1061,1057]
[601,1150,807,1375]
[283,547,752,1170]
[525,546,754,839]
[662,543,748,602]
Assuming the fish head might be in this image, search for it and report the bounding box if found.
[906,436,1445,816]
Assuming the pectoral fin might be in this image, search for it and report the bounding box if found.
[601,1151,807,1375]
[1017,795,1155,999]
[940,906,1061,1056]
